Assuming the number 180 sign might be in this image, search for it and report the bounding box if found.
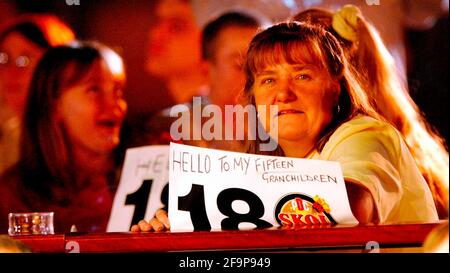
[168,143,358,231]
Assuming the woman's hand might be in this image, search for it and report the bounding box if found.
[345,181,378,224]
[130,209,170,232]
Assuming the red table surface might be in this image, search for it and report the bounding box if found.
[9,222,441,253]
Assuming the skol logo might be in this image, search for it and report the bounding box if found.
[274,194,336,226]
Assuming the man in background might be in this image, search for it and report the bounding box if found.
[128,10,266,152]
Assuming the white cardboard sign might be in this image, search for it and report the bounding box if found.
[169,142,358,231]
[107,145,169,232]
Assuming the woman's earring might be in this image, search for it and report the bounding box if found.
[334,104,341,114]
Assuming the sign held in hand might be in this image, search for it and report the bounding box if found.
[169,143,358,232]
[107,146,169,232]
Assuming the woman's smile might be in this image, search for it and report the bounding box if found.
[276,109,304,117]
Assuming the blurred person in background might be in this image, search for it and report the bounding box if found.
[0,41,127,233]
[120,0,209,150]
[294,5,449,219]
[0,14,75,176]
[126,10,265,152]
[185,10,266,152]
[145,0,208,104]
[201,11,265,111]
[192,0,448,81]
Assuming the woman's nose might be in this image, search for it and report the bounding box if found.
[102,91,127,115]
[276,79,297,102]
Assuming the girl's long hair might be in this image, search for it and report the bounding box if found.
[294,7,449,218]
[18,42,125,204]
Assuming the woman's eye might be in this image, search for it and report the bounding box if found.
[261,78,275,85]
[295,74,311,81]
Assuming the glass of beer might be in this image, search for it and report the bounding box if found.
[8,212,54,236]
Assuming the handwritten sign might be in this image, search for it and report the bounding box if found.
[107,146,169,232]
[169,142,358,231]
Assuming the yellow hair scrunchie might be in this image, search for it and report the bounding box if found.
[332,5,362,42]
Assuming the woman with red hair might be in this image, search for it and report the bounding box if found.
[0,14,75,175]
